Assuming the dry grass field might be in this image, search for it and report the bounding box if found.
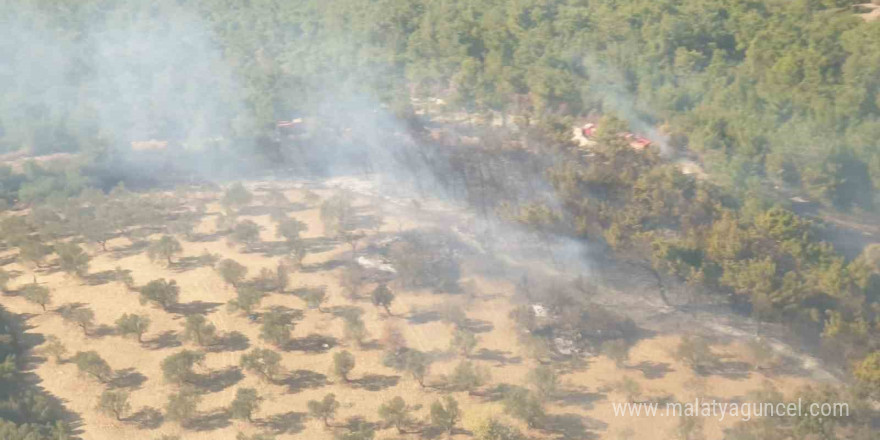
[0,181,824,440]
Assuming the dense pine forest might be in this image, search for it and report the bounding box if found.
[3,0,879,209]
[0,1,879,438]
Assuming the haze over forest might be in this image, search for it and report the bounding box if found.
[0,1,878,439]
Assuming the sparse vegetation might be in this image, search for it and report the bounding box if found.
[161,350,205,385]
[147,235,183,265]
[260,307,294,347]
[115,313,151,343]
[139,279,180,310]
[332,350,356,383]
[182,315,217,347]
[229,387,262,422]
[97,389,131,421]
[217,259,248,287]
[72,351,113,383]
[22,283,51,311]
[430,396,460,436]
[240,348,283,383]
[307,393,339,428]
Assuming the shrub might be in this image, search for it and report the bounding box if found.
[115,313,151,343]
[140,279,180,310]
[147,235,183,265]
[22,284,51,311]
[229,387,262,422]
[71,351,112,383]
[332,351,355,383]
[217,259,248,287]
[97,389,131,421]
[429,396,460,436]
[55,242,90,277]
[240,348,282,383]
[161,350,205,385]
[307,393,339,427]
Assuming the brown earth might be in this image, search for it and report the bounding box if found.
[1,182,820,440]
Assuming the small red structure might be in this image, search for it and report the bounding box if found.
[581,123,597,137]
[629,135,652,150]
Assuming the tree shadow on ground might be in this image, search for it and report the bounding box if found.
[553,388,605,409]
[191,366,243,393]
[109,368,147,389]
[472,348,521,366]
[462,318,493,333]
[407,310,441,324]
[206,331,249,353]
[168,301,222,316]
[699,358,751,380]
[82,270,116,286]
[542,413,606,440]
[420,426,471,439]
[89,324,115,338]
[187,231,225,243]
[627,361,673,379]
[286,334,337,353]
[146,330,181,350]
[256,411,307,434]
[351,374,399,391]
[282,369,328,394]
[185,409,231,431]
[170,256,212,273]
[301,258,346,273]
[112,240,149,259]
[128,406,163,429]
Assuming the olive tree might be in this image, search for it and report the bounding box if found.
[307,393,339,428]
[276,218,307,247]
[217,259,248,287]
[675,335,716,373]
[221,182,253,212]
[42,335,67,363]
[166,389,201,424]
[450,328,478,357]
[342,311,368,346]
[71,351,113,383]
[97,389,131,421]
[526,366,558,399]
[473,418,527,440]
[502,387,545,428]
[229,387,262,422]
[303,287,328,312]
[430,396,460,436]
[112,266,135,291]
[228,286,265,315]
[55,242,90,277]
[62,307,95,335]
[378,397,414,434]
[115,313,151,343]
[240,348,283,383]
[182,315,217,346]
[332,350,356,383]
[140,279,180,310]
[19,238,51,269]
[260,308,294,347]
[370,284,394,315]
[147,235,183,265]
[230,220,261,249]
[448,360,490,392]
[22,283,51,312]
[161,350,205,385]
[339,264,365,299]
